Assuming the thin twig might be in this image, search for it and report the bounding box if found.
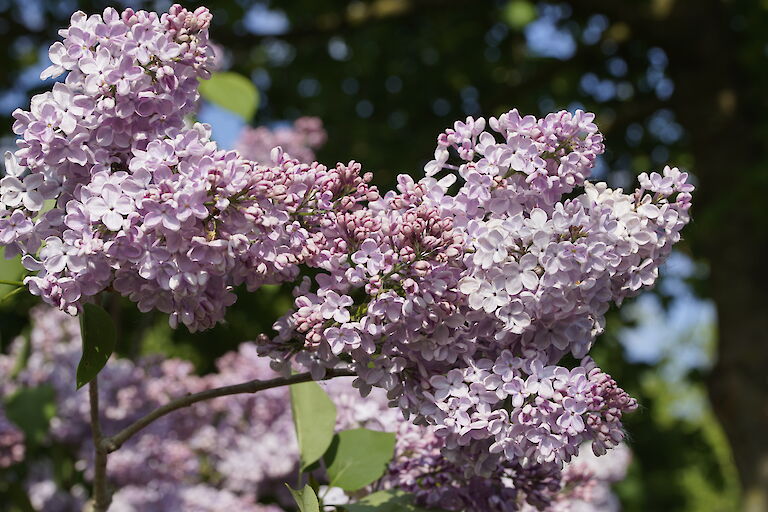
[0,279,24,287]
[88,378,111,512]
[0,286,25,303]
[101,368,356,453]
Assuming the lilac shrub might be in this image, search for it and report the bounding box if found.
[1,306,630,511]
[0,4,693,511]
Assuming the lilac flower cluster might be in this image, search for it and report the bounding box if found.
[0,6,369,332]
[380,431,631,512]
[236,117,327,164]
[323,376,632,512]
[262,111,692,479]
[0,306,630,511]
[1,5,219,323]
[544,443,631,512]
[0,4,693,505]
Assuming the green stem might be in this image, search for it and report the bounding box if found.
[0,279,24,287]
[0,287,26,303]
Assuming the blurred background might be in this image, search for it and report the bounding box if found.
[0,0,764,510]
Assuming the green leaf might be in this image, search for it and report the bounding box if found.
[286,484,320,512]
[344,490,442,512]
[290,380,337,471]
[324,428,396,491]
[198,72,259,121]
[0,247,25,295]
[76,303,116,389]
[503,0,537,29]
[4,384,56,445]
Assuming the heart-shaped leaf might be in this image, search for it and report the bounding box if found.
[199,72,259,121]
[290,380,337,471]
[324,428,396,491]
[286,484,320,512]
[76,303,116,389]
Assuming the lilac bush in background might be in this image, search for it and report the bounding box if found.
[236,117,326,165]
[0,306,630,511]
[0,408,25,470]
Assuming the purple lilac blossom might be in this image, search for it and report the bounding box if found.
[0,4,693,507]
[235,117,327,164]
[1,306,631,511]
[262,110,691,477]
[323,376,633,512]
[0,307,293,511]
[0,408,25,469]
[0,5,374,332]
